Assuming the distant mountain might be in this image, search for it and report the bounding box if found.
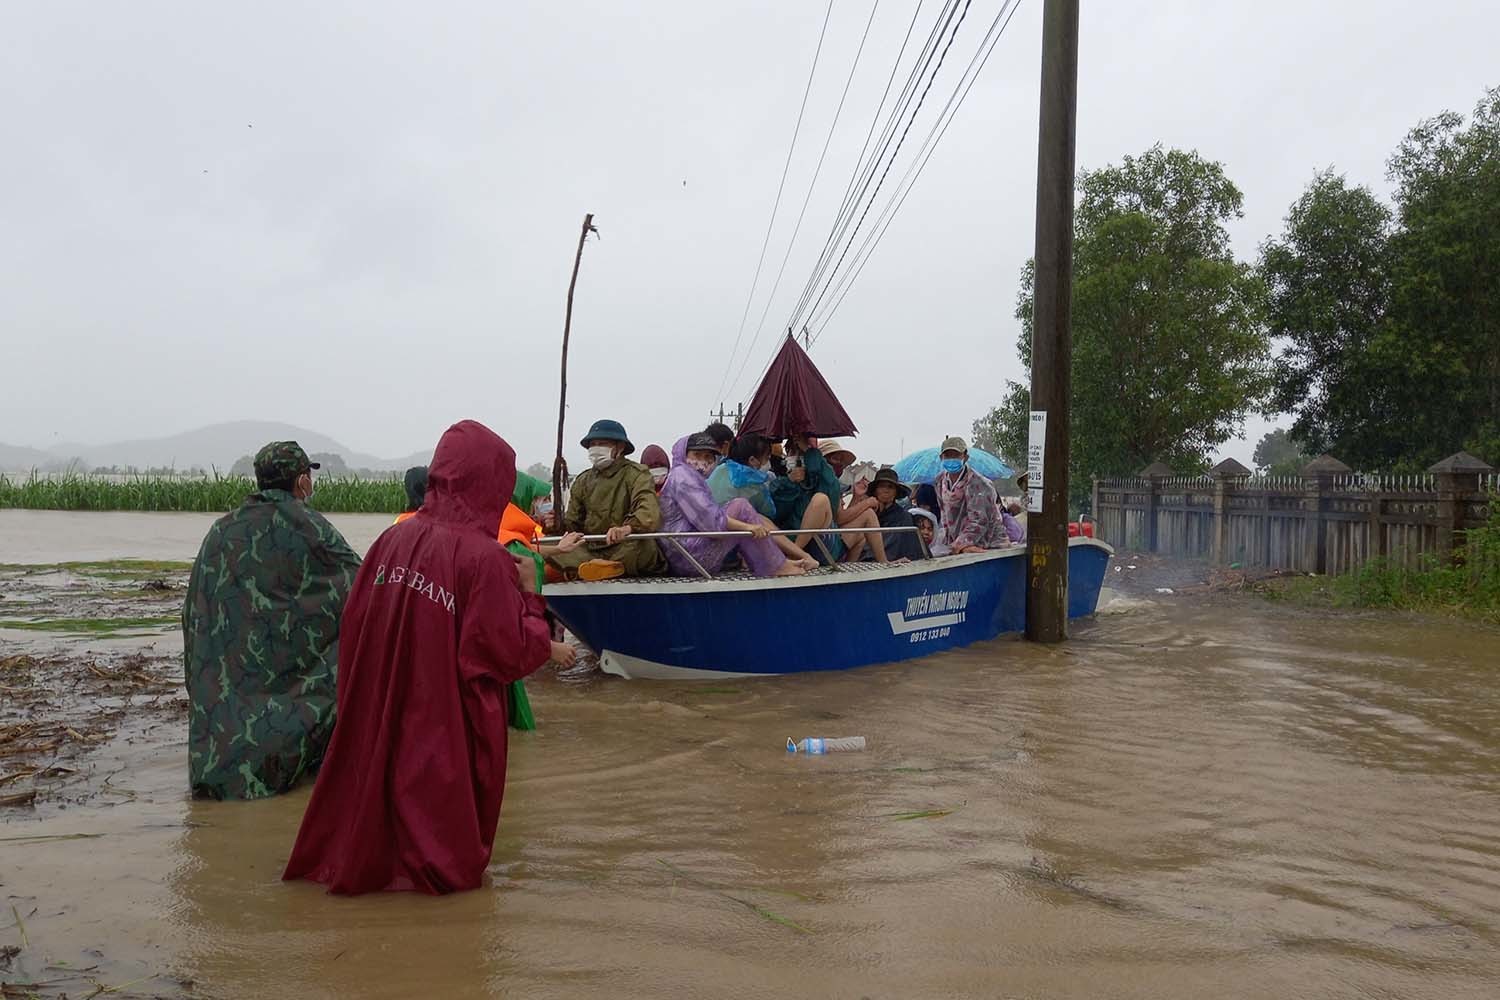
[2,421,431,474]
[0,442,82,474]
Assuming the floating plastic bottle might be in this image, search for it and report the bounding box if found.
[787,736,866,754]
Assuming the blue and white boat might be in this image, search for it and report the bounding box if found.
[545,536,1113,680]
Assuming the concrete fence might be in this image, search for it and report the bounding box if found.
[1091,452,1496,574]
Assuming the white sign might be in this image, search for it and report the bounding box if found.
[1026,410,1046,514]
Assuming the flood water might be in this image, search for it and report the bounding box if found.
[4,512,1500,998]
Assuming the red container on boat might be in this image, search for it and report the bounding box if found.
[1067,521,1095,538]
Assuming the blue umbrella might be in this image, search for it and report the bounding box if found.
[892,447,1014,484]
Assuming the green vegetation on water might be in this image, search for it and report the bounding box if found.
[0,559,194,578]
[0,472,404,514]
[0,615,180,635]
[1263,506,1500,623]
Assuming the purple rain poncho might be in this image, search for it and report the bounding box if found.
[658,436,786,578]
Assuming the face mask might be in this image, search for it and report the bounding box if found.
[941,458,965,475]
[650,467,669,485]
[587,446,615,470]
[686,457,716,477]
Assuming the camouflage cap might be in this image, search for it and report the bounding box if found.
[254,441,319,484]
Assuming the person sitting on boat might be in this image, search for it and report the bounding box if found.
[547,419,668,581]
[1001,501,1026,543]
[659,433,815,578]
[1011,473,1030,535]
[912,482,940,519]
[283,420,553,895]
[770,437,889,564]
[641,443,671,494]
[909,506,942,555]
[868,466,927,561]
[393,465,428,524]
[817,439,857,479]
[936,436,1007,554]
[703,422,736,463]
[183,441,362,800]
[707,432,777,520]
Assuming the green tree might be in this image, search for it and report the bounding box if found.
[524,462,553,485]
[975,146,1271,504]
[1384,86,1500,465]
[1259,171,1396,460]
[1264,87,1500,468]
[1251,428,1307,477]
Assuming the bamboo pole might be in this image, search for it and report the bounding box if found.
[554,214,599,516]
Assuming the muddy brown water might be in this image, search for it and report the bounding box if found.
[3,511,1500,998]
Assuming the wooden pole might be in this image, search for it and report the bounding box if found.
[554,213,598,515]
[1025,0,1079,643]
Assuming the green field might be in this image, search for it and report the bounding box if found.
[0,473,405,513]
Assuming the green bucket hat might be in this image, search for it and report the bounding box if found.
[580,419,635,456]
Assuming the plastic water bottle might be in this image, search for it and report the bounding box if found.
[787,736,867,754]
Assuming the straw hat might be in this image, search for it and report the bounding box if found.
[817,439,856,465]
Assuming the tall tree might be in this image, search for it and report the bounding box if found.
[1384,86,1500,464]
[976,146,1271,501]
[1259,171,1395,460]
[1263,87,1500,468]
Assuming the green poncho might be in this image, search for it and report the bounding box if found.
[503,471,552,730]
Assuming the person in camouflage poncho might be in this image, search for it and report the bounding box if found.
[183,441,361,799]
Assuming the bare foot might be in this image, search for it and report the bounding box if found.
[774,559,811,577]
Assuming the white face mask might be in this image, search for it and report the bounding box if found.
[587,445,615,470]
[650,467,669,484]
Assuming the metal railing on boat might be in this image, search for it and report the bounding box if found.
[538,526,929,580]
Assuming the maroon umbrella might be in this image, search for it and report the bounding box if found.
[739,335,858,441]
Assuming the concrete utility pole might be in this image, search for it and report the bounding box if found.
[1025,0,1079,643]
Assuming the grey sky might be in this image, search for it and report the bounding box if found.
[4,1,1497,471]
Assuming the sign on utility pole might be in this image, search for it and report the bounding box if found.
[1025,0,1079,643]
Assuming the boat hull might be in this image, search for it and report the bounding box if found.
[545,538,1111,679]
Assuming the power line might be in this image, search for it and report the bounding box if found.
[809,0,1024,345]
[798,0,977,331]
[713,0,836,406]
[735,0,883,400]
[730,0,957,401]
[811,0,1023,342]
[784,0,956,333]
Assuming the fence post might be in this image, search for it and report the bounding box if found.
[1300,454,1351,575]
[1428,451,1494,564]
[1138,462,1173,554]
[1369,480,1387,563]
[1210,458,1250,565]
[1091,475,1100,524]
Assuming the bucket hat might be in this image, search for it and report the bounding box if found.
[580,419,634,456]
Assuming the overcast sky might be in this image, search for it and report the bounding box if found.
[4,1,1497,470]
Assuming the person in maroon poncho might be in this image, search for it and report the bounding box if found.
[283,419,553,895]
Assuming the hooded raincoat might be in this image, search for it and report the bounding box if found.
[769,447,845,561]
[658,437,785,577]
[938,466,1006,551]
[283,420,553,895]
